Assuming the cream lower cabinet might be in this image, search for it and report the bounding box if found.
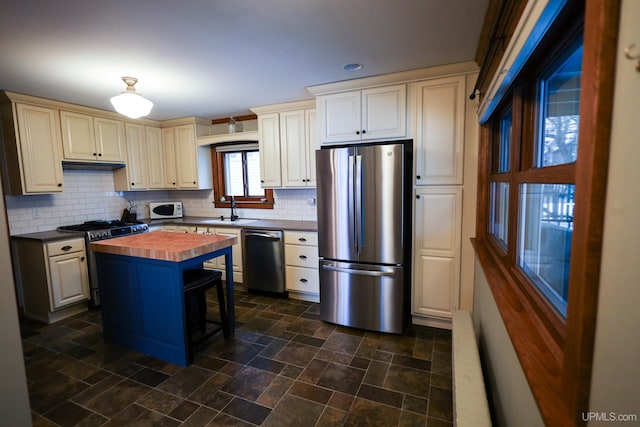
[0,99,64,194]
[284,231,319,302]
[412,188,462,324]
[13,236,89,324]
[165,225,243,283]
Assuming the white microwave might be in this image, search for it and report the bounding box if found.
[149,201,183,219]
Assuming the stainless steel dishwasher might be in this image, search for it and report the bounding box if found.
[241,229,286,294]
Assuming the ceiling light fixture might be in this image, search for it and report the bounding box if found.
[343,63,363,71]
[110,77,153,119]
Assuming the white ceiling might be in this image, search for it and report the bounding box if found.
[0,0,488,121]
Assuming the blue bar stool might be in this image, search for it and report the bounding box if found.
[183,269,229,363]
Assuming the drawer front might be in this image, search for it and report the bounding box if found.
[284,231,318,246]
[47,238,85,256]
[286,266,319,294]
[285,245,319,268]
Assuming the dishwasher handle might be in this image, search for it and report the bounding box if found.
[243,230,282,241]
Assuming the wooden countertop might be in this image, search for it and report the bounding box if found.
[89,231,237,262]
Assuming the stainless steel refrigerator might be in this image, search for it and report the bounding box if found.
[316,141,412,334]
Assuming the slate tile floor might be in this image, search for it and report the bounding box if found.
[21,290,453,426]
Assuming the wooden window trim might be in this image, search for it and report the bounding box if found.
[473,1,620,426]
[211,147,274,210]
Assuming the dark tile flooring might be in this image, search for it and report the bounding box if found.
[20,290,453,426]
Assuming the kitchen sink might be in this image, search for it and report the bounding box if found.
[198,218,258,226]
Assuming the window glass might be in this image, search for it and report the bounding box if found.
[498,110,512,173]
[517,183,574,316]
[537,42,583,167]
[222,150,265,198]
[490,182,509,248]
[246,151,264,197]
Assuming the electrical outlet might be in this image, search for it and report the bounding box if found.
[33,207,41,218]
[307,198,316,206]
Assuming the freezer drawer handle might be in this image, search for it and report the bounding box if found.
[322,265,395,277]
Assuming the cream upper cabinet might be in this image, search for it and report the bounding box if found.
[60,111,125,162]
[257,113,282,188]
[318,84,406,144]
[113,123,148,191]
[145,126,165,189]
[0,101,64,194]
[163,122,212,190]
[414,75,466,185]
[161,127,178,188]
[412,187,462,320]
[280,108,317,187]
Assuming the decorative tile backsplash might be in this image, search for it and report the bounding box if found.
[4,169,317,236]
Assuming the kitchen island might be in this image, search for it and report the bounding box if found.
[90,231,237,366]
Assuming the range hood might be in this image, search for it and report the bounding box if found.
[62,160,126,170]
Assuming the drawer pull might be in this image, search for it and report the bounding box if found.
[298,238,307,242]
[61,245,73,251]
[300,278,308,283]
[299,255,307,259]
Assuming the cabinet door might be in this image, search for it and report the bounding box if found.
[318,91,361,144]
[174,125,198,188]
[60,111,96,160]
[305,109,318,187]
[15,103,64,193]
[48,251,89,310]
[412,188,462,319]
[280,110,307,187]
[361,84,406,141]
[257,113,282,187]
[415,76,465,185]
[94,117,125,162]
[146,126,166,189]
[162,128,178,188]
[213,228,243,282]
[124,123,148,189]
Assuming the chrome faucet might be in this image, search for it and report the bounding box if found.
[230,196,239,221]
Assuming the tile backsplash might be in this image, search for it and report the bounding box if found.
[5,169,317,236]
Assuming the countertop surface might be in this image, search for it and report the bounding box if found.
[149,217,318,232]
[11,230,85,242]
[90,231,237,262]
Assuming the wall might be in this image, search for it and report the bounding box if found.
[0,171,31,424]
[472,1,640,425]
[587,0,640,423]
[5,169,317,236]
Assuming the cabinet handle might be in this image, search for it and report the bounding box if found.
[299,255,307,259]
[416,195,421,199]
[93,152,97,156]
[61,245,72,251]
[81,257,85,262]
[298,238,307,242]
[193,181,196,184]
[355,130,360,135]
[98,153,102,157]
[58,183,62,187]
[362,130,366,134]
[131,183,135,186]
[300,278,308,283]
[416,175,421,180]
[172,182,176,185]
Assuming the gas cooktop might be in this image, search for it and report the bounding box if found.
[58,220,138,232]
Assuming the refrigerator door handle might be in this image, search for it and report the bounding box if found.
[355,154,363,249]
[321,264,396,277]
[348,154,357,251]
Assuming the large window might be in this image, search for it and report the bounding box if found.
[473,0,618,424]
[211,144,274,209]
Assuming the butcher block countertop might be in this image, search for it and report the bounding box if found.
[90,231,237,262]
